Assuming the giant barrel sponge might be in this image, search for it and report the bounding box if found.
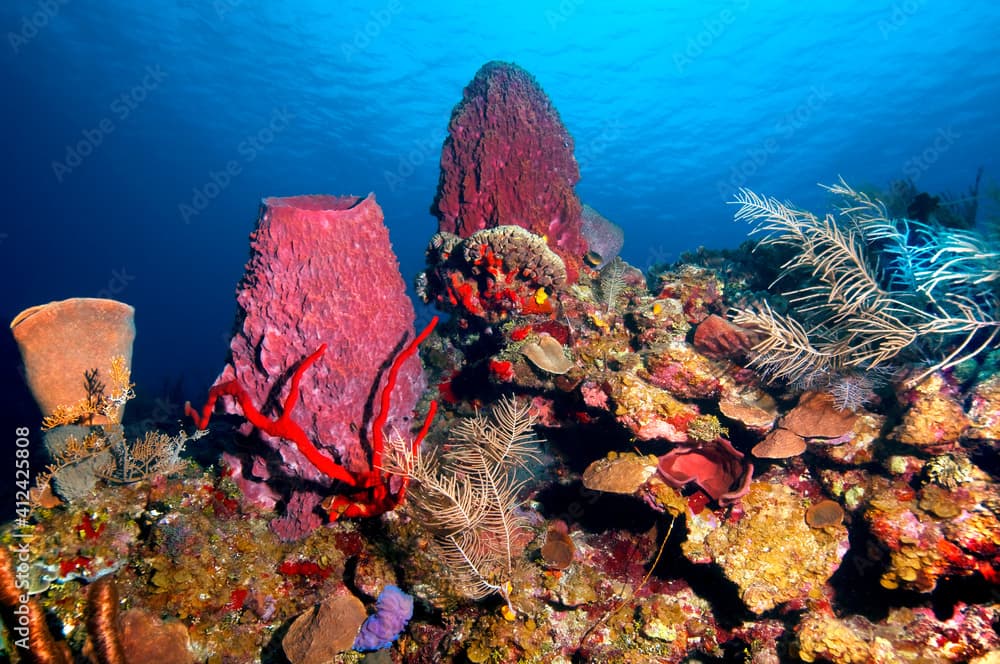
[215,194,426,540]
[431,61,587,281]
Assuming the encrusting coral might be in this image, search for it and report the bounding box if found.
[417,225,568,323]
[796,602,1000,663]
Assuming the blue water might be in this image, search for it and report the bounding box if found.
[3,0,999,403]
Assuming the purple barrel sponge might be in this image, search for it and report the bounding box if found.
[353,585,414,651]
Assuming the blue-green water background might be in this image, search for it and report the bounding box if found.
[3,0,999,407]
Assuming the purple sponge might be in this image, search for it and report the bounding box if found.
[353,585,414,651]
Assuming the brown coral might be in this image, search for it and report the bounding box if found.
[692,314,754,359]
[782,391,857,440]
[718,388,778,433]
[805,499,845,529]
[608,373,700,442]
[752,428,807,459]
[540,522,576,570]
[893,373,970,448]
[581,452,658,494]
[797,602,1000,663]
[965,374,1000,440]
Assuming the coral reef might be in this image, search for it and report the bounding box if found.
[864,472,1000,592]
[796,602,1000,663]
[11,191,1000,663]
[684,482,849,614]
[892,372,970,448]
[7,62,1000,663]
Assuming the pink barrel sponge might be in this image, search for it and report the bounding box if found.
[217,194,426,534]
[431,61,586,279]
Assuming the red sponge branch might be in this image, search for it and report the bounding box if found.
[186,316,440,520]
[372,315,439,470]
[185,344,358,486]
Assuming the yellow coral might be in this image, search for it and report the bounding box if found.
[685,414,728,443]
[42,402,93,430]
[796,612,872,663]
[107,355,130,393]
[894,374,970,447]
[40,356,134,429]
[589,311,609,330]
[101,355,135,424]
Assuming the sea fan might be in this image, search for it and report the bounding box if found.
[731,181,1000,386]
[382,396,541,611]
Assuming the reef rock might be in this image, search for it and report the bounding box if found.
[608,373,700,442]
[582,452,658,494]
[864,475,1000,592]
[685,483,849,614]
[431,61,586,279]
[965,374,1000,439]
[643,340,721,400]
[796,602,1000,663]
[893,373,970,448]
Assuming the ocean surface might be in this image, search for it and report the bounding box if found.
[3,0,999,404]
